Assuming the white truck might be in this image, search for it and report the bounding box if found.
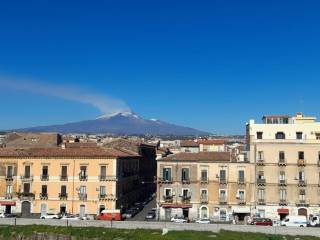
[309,215,320,227]
[281,216,308,227]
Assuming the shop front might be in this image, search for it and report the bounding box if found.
[0,201,16,214]
[277,208,289,220]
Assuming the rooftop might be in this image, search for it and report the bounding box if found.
[159,152,231,162]
[180,140,199,147]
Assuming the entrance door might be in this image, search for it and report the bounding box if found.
[21,201,31,217]
[164,208,171,221]
[183,208,189,219]
[99,205,105,213]
[298,208,308,217]
[40,204,47,216]
[60,205,66,215]
[5,205,11,214]
[80,205,85,218]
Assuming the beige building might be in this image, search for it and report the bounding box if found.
[0,146,141,219]
[247,113,320,220]
[157,152,254,221]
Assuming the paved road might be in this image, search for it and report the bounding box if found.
[128,198,156,221]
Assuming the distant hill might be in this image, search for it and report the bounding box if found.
[12,111,210,136]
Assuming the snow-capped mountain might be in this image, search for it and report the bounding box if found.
[13,111,210,136]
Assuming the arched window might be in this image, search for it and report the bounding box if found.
[200,206,208,219]
[275,132,286,139]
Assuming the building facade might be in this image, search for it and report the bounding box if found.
[0,146,141,220]
[157,152,254,221]
[247,113,320,220]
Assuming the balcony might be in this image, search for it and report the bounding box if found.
[59,193,68,200]
[163,195,173,203]
[200,195,208,204]
[200,177,209,184]
[5,193,13,199]
[78,193,87,201]
[159,177,173,184]
[219,178,227,185]
[237,179,245,185]
[180,194,191,203]
[296,199,309,207]
[237,198,246,205]
[60,175,68,181]
[278,159,287,166]
[20,175,33,182]
[256,159,265,165]
[17,192,35,200]
[40,175,49,181]
[257,199,266,205]
[257,178,266,186]
[298,180,307,187]
[297,159,306,167]
[99,175,117,181]
[279,199,287,206]
[5,175,13,182]
[79,174,88,181]
[219,197,227,204]
[278,179,286,186]
[181,178,190,185]
[39,192,48,200]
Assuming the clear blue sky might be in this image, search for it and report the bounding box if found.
[0,0,320,134]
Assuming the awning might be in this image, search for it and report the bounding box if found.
[233,207,251,214]
[277,208,289,214]
[0,201,16,206]
[161,204,192,209]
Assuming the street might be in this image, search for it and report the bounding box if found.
[127,198,156,221]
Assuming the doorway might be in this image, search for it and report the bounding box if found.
[21,201,31,217]
[40,204,47,216]
[99,205,105,213]
[80,205,85,218]
[60,205,66,215]
[183,208,189,219]
[5,205,11,214]
[164,208,171,221]
[298,208,308,217]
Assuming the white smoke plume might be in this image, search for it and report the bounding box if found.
[0,76,131,116]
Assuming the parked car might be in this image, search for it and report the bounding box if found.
[40,213,60,219]
[134,203,144,211]
[281,216,307,227]
[309,216,320,227]
[195,218,211,224]
[171,216,187,223]
[251,218,273,226]
[145,211,156,220]
[123,209,137,219]
[96,210,122,221]
[61,214,80,220]
[0,212,5,218]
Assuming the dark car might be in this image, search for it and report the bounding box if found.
[252,218,273,226]
[145,211,156,220]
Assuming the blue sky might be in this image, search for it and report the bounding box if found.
[0,0,320,134]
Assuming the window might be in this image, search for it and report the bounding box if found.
[275,132,286,139]
[257,132,263,139]
[23,183,30,193]
[41,185,47,194]
[24,165,30,177]
[99,186,106,196]
[79,186,86,194]
[182,189,190,197]
[6,166,13,178]
[200,206,208,218]
[298,171,305,181]
[61,166,68,177]
[298,151,304,160]
[258,171,264,179]
[280,189,286,201]
[316,133,320,140]
[257,151,264,161]
[100,166,106,177]
[164,188,172,197]
[258,189,265,200]
[296,132,303,140]
[279,151,285,161]
[6,185,12,194]
[238,190,245,200]
[220,189,226,199]
[42,166,48,176]
[220,169,226,181]
[201,189,208,197]
[181,168,190,181]
[163,168,172,181]
[60,185,67,195]
[80,166,87,177]
[220,209,227,221]
[201,169,208,181]
[299,189,306,201]
[238,170,245,182]
[279,171,285,181]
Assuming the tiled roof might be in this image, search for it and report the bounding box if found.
[0,147,139,158]
[159,152,231,162]
[180,140,199,147]
[198,140,225,145]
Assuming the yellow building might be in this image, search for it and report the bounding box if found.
[0,146,141,219]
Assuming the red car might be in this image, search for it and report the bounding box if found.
[251,218,273,226]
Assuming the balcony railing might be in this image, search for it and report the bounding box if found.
[298,180,307,187]
[219,197,227,204]
[78,193,87,201]
[279,179,286,186]
[181,178,190,184]
[79,174,88,181]
[278,159,287,166]
[297,159,306,166]
[200,195,208,203]
[59,193,68,200]
[237,198,246,205]
[159,177,173,184]
[60,175,68,181]
[279,199,287,206]
[257,178,266,186]
[17,192,35,200]
[5,193,13,199]
[99,175,117,181]
[237,178,245,185]
[20,175,33,181]
[258,199,266,205]
[180,194,191,203]
[163,195,173,203]
[296,199,309,207]
[5,175,13,181]
[200,177,209,184]
[40,175,49,181]
[39,192,48,200]
[219,179,227,185]
[257,159,265,165]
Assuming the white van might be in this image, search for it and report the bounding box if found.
[281,216,308,227]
